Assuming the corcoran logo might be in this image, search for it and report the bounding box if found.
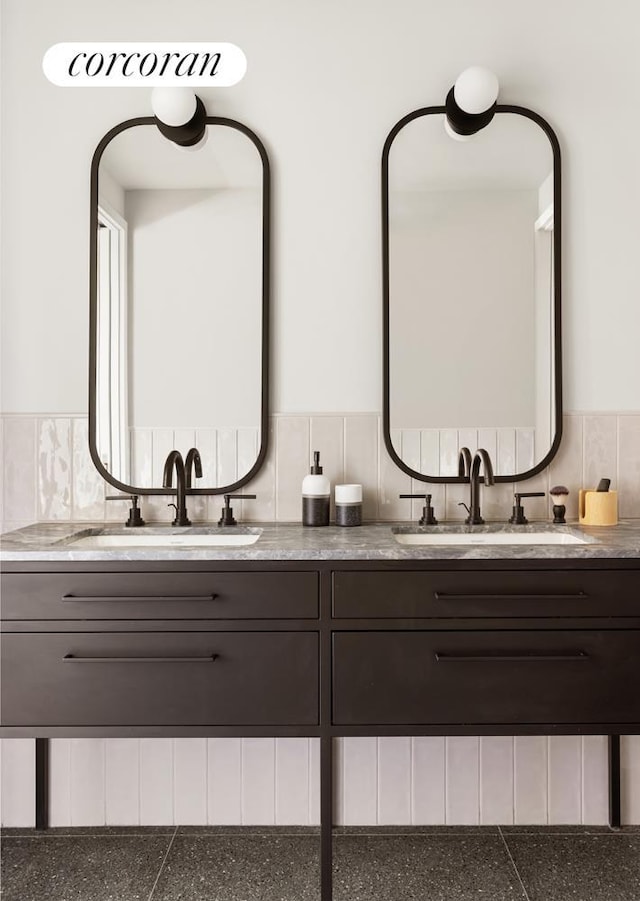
[43,42,246,87]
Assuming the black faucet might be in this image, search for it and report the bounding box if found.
[458,447,472,478]
[163,450,191,526]
[459,448,495,525]
[185,447,203,489]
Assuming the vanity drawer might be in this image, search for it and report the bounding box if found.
[1,572,318,621]
[1,632,319,727]
[332,570,640,619]
[333,630,640,726]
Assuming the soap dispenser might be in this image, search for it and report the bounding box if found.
[302,451,331,526]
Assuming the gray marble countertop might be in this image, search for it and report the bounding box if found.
[2,520,640,562]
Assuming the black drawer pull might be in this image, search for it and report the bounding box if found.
[435,651,589,662]
[62,594,217,603]
[433,592,588,601]
[63,654,219,663]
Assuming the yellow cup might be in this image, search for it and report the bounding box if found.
[578,489,618,526]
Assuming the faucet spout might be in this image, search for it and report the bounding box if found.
[467,448,495,525]
[185,447,203,489]
[458,447,472,478]
[163,450,191,526]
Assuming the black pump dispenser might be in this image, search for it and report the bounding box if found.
[302,450,331,526]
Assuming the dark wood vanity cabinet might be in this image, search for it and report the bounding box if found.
[2,558,640,899]
[3,560,640,735]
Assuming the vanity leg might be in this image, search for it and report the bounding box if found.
[35,738,49,830]
[609,734,621,828]
[320,734,333,901]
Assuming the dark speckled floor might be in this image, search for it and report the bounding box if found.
[2,826,640,901]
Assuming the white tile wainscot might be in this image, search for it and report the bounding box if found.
[1,411,640,826]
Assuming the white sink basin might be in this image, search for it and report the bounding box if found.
[67,529,262,549]
[392,529,592,546]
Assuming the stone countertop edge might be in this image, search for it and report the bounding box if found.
[2,521,640,562]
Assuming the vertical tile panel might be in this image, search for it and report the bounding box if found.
[548,736,582,824]
[71,418,105,520]
[618,415,640,518]
[147,428,174,522]
[334,738,345,826]
[49,739,72,827]
[173,429,196,460]
[237,428,259,520]
[548,414,583,520]
[276,738,310,825]
[480,737,514,825]
[310,416,344,519]
[621,736,640,825]
[420,430,446,520]
[379,428,411,521]
[583,415,617,491]
[242,419,276,522]
[139,739,173,825]
[412,737,445,825]
[439,429,459,478]
[458,429,478,459]
[70,739,105,826]
[130,428,152,485]
[276,417,309,522]
[582,736,609,825]
[478,427,513,521]
[241,738,275,825]
[105,739,140,825]
[342,738,377,825]
[344,416,379,521]
[207,738,242,825]
[516,428,536,474]
[4,416,37,525]
[309,738,321,826]
[445,737,479,825]
[217,428,238,490]
[514,736,548,824]
[378,737,411,825]
[0,739,35,827]
[402,430,422,521]
[173,738,207,825]
[497,429,517,477]
[37,418,71,520]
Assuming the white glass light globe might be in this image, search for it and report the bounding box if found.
[453,67,499,115]
[151,88,197,126]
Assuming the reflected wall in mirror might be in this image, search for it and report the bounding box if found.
[383,106,561,482]
[90,117,269,493]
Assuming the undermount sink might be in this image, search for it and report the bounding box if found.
[65,528,262,549]
[392,528,593,547]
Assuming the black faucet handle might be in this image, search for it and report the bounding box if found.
[509,491,546,525]
[106,494,145,528]
[399,494,438,526]
[218,494,257,527]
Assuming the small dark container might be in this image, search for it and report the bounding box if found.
[335,484,363,527]
[336,502,362,527]
[302,495,330,527]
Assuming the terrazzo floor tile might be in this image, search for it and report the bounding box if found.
[333,834,526,901]
[504,833,640,901]
[151,834,319,900]
[0,833,172,901]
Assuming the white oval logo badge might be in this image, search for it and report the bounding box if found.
[43,42,246,87]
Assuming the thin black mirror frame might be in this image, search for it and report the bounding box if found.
[382,104,562,484]
[89,116,271,496]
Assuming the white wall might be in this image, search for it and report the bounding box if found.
[2,0,640,414]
